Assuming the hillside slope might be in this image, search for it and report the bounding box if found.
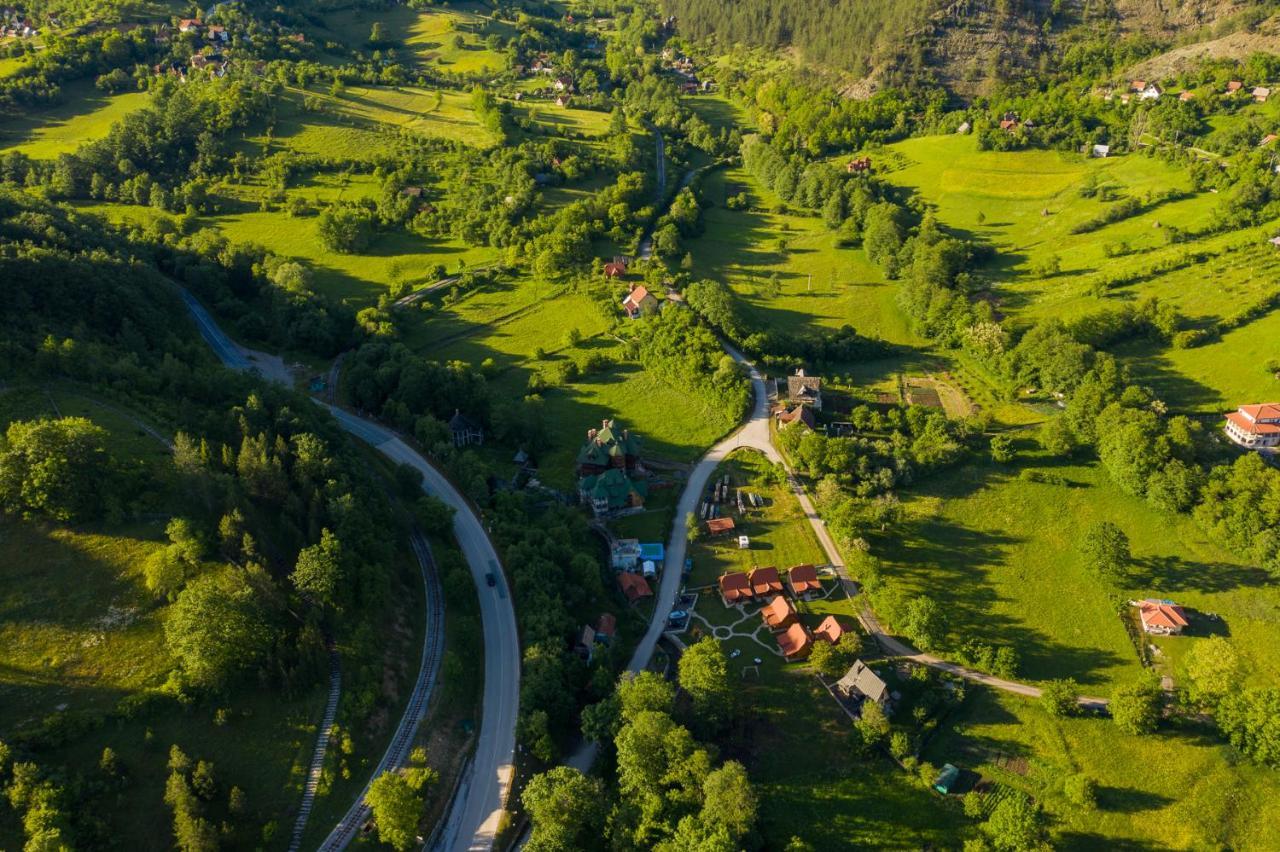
[665,0,1272,93]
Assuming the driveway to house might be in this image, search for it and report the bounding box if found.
[179,288,520,850]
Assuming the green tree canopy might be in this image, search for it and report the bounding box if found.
[522,766,608,852]
[0,417,111,522]
[165,571,278,689]
[365,772,424,852]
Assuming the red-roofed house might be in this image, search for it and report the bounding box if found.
[776,623,813,660]
[705,517,736,536]
[719,572,752,605]
[621,284,657,318]
[777,405,816,430]
[1224,403,1280,449]
[596,612,617,641]
[1227,80,1244,93]
[604,260,627,278]
[761,595,797,630]
[788,564,822,598]
[748,566,783,597]
[1136,599,1189,635]
[178,18,202,32]
[814,615,845,644]
[618,572,653,603]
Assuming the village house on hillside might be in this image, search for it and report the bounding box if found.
[786,368,823,410]
[1224,403,1280,450]
[621,283,658,318]
[576,419,648,516]
[836,660,890,708]
[1134,598,1189,635]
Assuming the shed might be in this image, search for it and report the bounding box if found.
[934,763,961,794]
[705,517,736,536]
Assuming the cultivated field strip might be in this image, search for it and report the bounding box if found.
[288,649,342,852]
[319,528,446,851]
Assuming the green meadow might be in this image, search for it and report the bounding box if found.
[926,687,1280,850]
[315,4,510,76]
[0,386,325,851]
[870,443,1280,695]
[0,81,149,158]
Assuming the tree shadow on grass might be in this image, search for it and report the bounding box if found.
[1057,833,1167,851]
[1094,784,1176,813]
[1128,554,1271,594]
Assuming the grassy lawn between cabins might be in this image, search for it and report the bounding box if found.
[686,450,827,588]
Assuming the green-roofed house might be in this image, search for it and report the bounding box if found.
[580,468,648,517]
[576,418,644,476]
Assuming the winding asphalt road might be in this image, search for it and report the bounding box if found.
[179,289,520,850]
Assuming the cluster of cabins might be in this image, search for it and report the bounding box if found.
[659,46,712,95]
[1223,402,1280,452]
[576,418,648,517]
[718,565,834,659]
[1,8,39,38]
[1101,79,1271,105]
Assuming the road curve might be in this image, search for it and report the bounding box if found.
[178,289,520,849]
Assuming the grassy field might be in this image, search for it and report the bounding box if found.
[253,85,497,159]
[874,135,1280,325]
[407,277,733,488]
[514,101,614,138]
[870,442,1280,695]
[685,450,826,587]
[690,165,922,346]
[0,80,149,158]
[1120,309,1280,413]
[0,386,326,851]
[315,4,509,76]
[926,686,1280,850]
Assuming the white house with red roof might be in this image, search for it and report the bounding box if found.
[1224,403,1280,450]
[1134,598,1189,635]
[621,284,657,318]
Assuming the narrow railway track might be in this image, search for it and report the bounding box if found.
[288,649,342,852]
[318,529,446,851]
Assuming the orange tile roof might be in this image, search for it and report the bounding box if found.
[788,564,821,594]
[596,612,617,637]
[748,566,783,596]
[760,595,796,629]
[1138,599,1188,629]
[705,517,736,535]
[622,285,651,309]
[815,615,844,644]
[1239,403,1280,422]
[776,623,812,659]
[1228,410,1280,435]
[617,572,652,602]
[719,572,752,602]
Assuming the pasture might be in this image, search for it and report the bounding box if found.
[316,4,509,76]
[406,277,733,488]
[253,85,496,159]
[689,166,924,346]
[926,687,1280,850]
[870,443,1280,695]
[0,386,322,851]
[0,80,149,158]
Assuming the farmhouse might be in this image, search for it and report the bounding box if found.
[846,157,872,173]
[998,118,1019,132]
[448,410,484,447]
[1255,86,1272,103]
[604,259,627,278]
[617,571,653,603]
[748,566,784,597]
[788,564,822,598]
[178,18,202,32]
[760,595,797,630]
[814,615,845,644]
[719,571,752,604]
[786,369,823,410]
[777,404,816,430]
[1091,144,1110,158]
[621,284,658,318]
[1135,598,1189,635]
[554,75,574,92]
[1227,80,1244,93]
[555,95,571,107]
[775,622,813,660]
[835,660,890,707]
[1224,403,1280,449]
[1132,81,1161,100]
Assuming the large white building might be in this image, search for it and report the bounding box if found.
[1224,403,1280,450]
